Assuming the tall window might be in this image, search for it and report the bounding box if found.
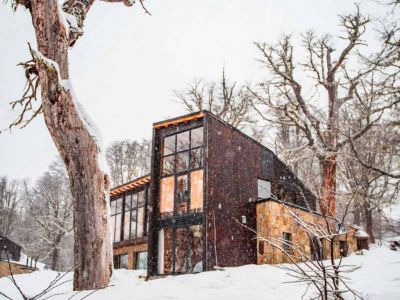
[160,127,204,218]
[111,196,123,242]
[111,188,147,243]
[124,190,146,239]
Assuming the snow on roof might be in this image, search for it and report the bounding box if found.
[355,229,369,238]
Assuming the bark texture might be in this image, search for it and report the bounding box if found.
[28,0,112,290]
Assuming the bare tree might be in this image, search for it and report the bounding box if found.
[241,187,362,300]
[6,0,150,290]
[0,177,20,237]
[341,123,400,242]
[106,139,151,187]
[348,1,400,180]
[175,68,265,141]
[249,6,399,216]
[31,159,73,270]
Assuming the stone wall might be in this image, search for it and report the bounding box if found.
[0,261,35,277]
[256,200,342,264]
[114,242,148,269]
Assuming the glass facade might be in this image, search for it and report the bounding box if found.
[159,126,204,218]
[158,126,204,274]
[111,188,147,243]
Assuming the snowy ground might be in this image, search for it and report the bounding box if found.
[0,245,399,300]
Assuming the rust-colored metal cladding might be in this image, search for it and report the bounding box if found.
[120,111,319,276]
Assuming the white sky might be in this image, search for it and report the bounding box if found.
[0,0,381,181]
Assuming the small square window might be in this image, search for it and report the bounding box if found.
[282,232,292,253]
[257,179,271,199]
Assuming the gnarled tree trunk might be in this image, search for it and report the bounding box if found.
[27,0,113,290]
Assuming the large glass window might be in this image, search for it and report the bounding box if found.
[111,197,123,243]
[158,225,203,274]
[110,188,147,243]
[160,127,204,218]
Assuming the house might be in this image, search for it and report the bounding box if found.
[0,235,22,262]
[110,111,366,276]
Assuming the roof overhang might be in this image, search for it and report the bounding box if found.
[153,111,205,129]
[110,175,151,197]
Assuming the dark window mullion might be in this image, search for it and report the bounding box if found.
[121,194,126,241]
[188,130,192,214]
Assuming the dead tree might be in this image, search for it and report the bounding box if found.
[0,177,20,237]
[240,186,363,300]
[249,6,399,217]
[7,0,150,290]
[175,68,265,141]
[106,139,151,187]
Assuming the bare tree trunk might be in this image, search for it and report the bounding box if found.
[363,202,375,243]
[28,0,112,290]
[320,155,337,216]
[51,246,59,271]
[353,199,362,225]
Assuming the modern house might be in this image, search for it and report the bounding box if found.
[110,111,367,276]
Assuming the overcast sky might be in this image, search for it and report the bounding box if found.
[0,0,381,181]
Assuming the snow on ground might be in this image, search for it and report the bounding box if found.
[0,245,399,300]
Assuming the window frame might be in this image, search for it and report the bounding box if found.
[257,179,272,200]
[110,186,149,244]
[158,223,204,275]
[282,232,293,253]
[159,126,204,219]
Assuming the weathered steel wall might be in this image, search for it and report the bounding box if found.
[205,115,260,270]
[147,117,205,276]
[204,114,317,270]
